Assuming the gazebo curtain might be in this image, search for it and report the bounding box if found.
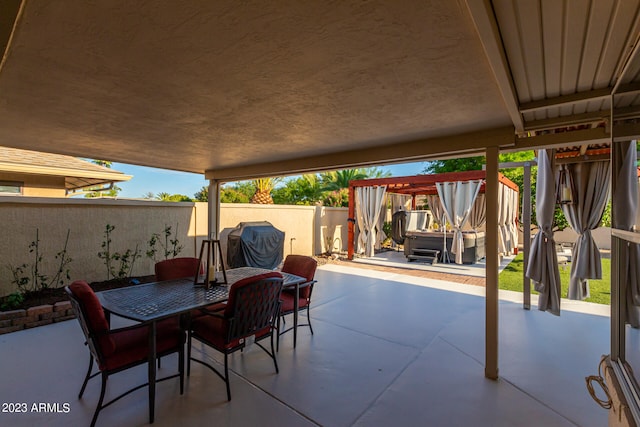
[561,160,611,300]
[612,141,640,327]
[468,193,486,230]
[498,185,510,254]
[508,187,519,252]
[425,194,445,229]
[526,149,561,315]
[390,193,411,214]
[436,180,482,264]
[355,185,387,257]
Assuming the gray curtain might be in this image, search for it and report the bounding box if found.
[508,186,519,253]
[561,160,610,300]
[436,180,482,264]
[612,141,640,327]
[469,193,486,230]
[526,149,561,315]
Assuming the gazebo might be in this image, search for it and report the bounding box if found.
[347,170,520,264]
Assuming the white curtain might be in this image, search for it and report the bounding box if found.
[436,180,482,264]
[497,184,510,254]
[468,193,486,230]
[390,193,411,214]
[526,149,561,315]
[425,194,444,229]
[355,186,387,257]
[561,160,611,300]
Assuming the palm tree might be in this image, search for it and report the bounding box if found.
[319,167,390,191]
[251,178,279,204]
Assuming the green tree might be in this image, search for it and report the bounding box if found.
[424,157,485,173]
[194,186,208,202]
[320,167,390,191]
[84,159,121,197]
[84,184,122,198]
[156,193,193,202]
[272,174,324,205]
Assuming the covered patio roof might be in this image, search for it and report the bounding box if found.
[1,0,639,388]
[1,1,640,181]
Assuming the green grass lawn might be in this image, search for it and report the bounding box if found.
[499,253,611,305]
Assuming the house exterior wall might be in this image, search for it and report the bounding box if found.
[0,197,348,297]
[0,172,66,197]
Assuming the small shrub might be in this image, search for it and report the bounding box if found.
[1,292,24,311]
[146,224,183,262]
[7,229,72,294]
[98,224,141,280]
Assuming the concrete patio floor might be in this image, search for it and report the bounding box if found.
[0,263,609,426]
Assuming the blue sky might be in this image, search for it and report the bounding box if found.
[113,161,428,199]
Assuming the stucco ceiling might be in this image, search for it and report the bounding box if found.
[1,1,640,181]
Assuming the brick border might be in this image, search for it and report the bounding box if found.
[0,301,75,335]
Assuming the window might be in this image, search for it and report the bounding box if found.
[0,181,23,195]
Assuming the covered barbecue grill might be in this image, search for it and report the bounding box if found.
[226,221,285,269]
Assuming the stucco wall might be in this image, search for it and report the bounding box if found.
[0,172,66,197]
[0,197,348,297]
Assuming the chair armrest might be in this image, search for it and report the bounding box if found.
[199,307,225,318]
[298,280,317,290]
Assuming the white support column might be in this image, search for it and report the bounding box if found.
[208,180,221,240]
[485,146,500,380]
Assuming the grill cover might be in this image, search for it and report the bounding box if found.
[226,221,285,269]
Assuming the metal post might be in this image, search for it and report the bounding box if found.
[523,163,531,310]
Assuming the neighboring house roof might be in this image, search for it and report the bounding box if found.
[0,146,132,192]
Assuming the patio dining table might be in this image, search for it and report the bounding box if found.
[96,266,305,424]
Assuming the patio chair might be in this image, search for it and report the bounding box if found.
[154,257,201,281]
[155,257,226,318]
[65,281,185,427]
[277,255,318,350]
[187,271,283,401]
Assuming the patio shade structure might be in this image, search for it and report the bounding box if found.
[4,0,640,392]
[347,171,519,261]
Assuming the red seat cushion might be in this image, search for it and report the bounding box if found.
[100,319,185,371]
[191,314,270,351]
[190,302,226,320]
[279,291,309,313]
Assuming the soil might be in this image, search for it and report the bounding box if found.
[1,275,157,311]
